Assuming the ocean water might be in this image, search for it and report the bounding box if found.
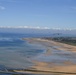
[0,32,46,75]
[0,32,76,75]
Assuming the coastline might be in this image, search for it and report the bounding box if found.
[24,38,76,52]
[14,38,76,74]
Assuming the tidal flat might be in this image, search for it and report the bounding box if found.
[14,38,76,75]
[0,37,76,75]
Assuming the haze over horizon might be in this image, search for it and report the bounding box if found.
[0,26,76,30]
[0,0,76,29]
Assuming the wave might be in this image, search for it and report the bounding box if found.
[0,37,22,41]
[0,37,14,41]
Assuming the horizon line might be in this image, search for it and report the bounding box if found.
[0,26,76,30]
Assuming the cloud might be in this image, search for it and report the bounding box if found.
[0,26,76,31]
[0,26,50,30]
[0,6,5,10]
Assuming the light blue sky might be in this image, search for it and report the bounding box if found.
[0,0,76,29]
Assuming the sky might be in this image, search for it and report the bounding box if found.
[0,0,76,29]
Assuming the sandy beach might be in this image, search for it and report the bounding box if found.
[15,38,76,75]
